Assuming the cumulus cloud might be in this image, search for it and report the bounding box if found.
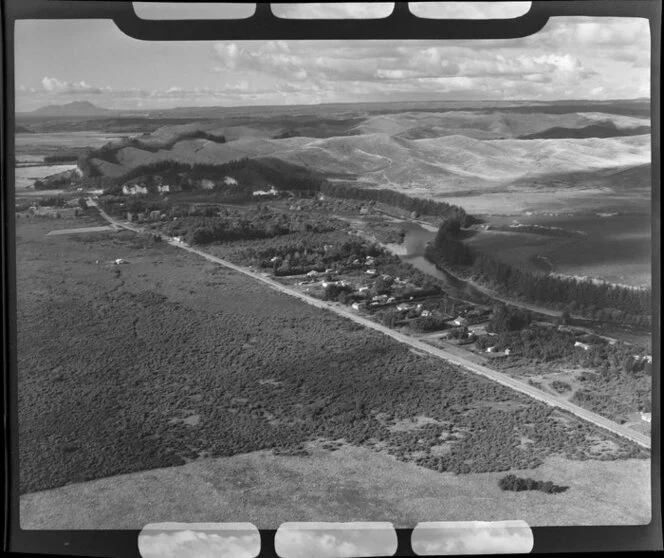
[16,16,650,110]
[411,521,534,555]
[272,3,394,19]
[209,36,598,99]
[410,2,532,19]
[138,523,260,558]
[41,76,108,94]
[275,522,397,558]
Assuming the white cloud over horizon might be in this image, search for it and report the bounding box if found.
[411,520,534,555]
[138,523,260,558]
[41,76,109,95]
[410,2,532,19]
[274,522,397,558]
[15,14,650,111]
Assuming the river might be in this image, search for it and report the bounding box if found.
[382,222,488,301]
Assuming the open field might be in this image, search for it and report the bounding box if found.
[20,445,650,529]
[15,131,135,157]
[466,212,652,287]
[17,213,647,501]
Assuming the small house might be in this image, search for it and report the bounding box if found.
[453,317,468,327]
[396,303,414,312]
[486,346,497,353]
[640,412,652,423]
[387,297,396,303]
[351,302,366,311]
[306,270,319,277]
[366,269,378,276]
[574,341,590,351]
[504,348,511,355]
[421,310,432,317]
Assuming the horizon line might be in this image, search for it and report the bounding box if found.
[18,96,651,114]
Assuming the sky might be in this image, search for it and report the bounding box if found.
[14,3,650,111]
[274,522,398,558]
[411,520,534,555]
[138,523,260,558]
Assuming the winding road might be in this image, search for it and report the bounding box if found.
[88,199,651,449]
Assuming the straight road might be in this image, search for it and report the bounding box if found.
[88,199,651,449]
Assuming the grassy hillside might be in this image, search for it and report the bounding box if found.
[79,122,650,197]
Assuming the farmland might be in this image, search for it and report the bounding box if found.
[17,213,647,500]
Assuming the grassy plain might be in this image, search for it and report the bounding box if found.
[20,444,650,529]
[466,212,652,287]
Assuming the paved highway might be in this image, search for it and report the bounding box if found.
[89,200,651,450]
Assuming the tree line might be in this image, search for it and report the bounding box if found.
[426,219,652,326]
[498,474,568,494]
[320,181,474,223]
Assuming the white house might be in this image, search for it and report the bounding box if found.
[253,186,279,197]
[486,346,497,353]
[387,297,396,303]
[504,348,511,355]
[421,310,432,317]
[122,184,148,195]
[641,412,652,423]
[306,270,319,277]
[224,176,238,186]
[397,303,414,312]
[358,286,370,294]
[574,341,591,351]
[453,317,468,327]
[351,302,366,311]
[366,269,378,276]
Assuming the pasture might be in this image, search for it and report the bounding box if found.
[467,213,652,287]
[20,446,650,529]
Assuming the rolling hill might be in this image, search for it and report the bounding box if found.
[81,114,651,199]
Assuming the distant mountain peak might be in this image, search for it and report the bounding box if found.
[30,100,113,116]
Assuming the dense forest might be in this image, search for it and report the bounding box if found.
[321,181,474,223]
[426,219,652,327]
